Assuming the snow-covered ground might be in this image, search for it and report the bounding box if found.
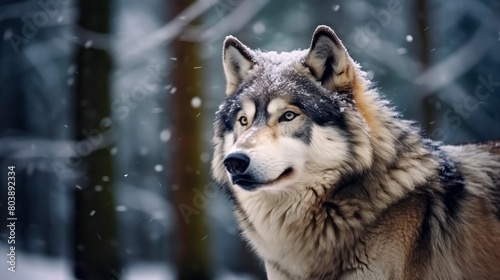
[0,251,73,280]
[0,247,173,280]
[0,247,258,280]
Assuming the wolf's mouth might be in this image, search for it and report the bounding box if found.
[232,167,294,190]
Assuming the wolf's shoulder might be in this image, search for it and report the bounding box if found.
[441,140,500,167]
[440,140,500,216]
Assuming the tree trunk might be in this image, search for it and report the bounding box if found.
[415,0,434,134]
[169,0,212,278]
[73,1,121,279]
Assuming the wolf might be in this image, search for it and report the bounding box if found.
[211,25,500,279]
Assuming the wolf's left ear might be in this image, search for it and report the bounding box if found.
[305,26,356,92]
[223,36,255,95]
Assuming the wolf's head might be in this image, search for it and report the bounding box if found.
[212,26,376,194]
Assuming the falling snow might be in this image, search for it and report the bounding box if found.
[160,129,171,142]
[154,164,164,172]
[191,96,202,108]
[116,205,128,212]
[252,21,266,35]
[5,3,497,279]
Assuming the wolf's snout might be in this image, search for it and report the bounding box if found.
[224,153,250,175]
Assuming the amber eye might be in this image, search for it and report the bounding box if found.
[238,116,248,126]
[279,111,299,122]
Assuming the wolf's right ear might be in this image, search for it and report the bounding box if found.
[305,26,356,93]
[223,36,255,95]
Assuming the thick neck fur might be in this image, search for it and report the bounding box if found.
[232,85,441,278]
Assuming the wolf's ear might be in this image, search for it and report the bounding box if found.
[305,26,356,92]
[223,36,255,95]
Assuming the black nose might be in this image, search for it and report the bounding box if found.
[224,153,250,175]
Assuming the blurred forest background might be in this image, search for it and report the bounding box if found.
[0,0,499,279]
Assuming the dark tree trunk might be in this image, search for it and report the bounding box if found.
[169,0,212,279]
[415,0,435,134]
[73,1,121,279]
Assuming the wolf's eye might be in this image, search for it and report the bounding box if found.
[238,116,248,126]
[279,111,299,122]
